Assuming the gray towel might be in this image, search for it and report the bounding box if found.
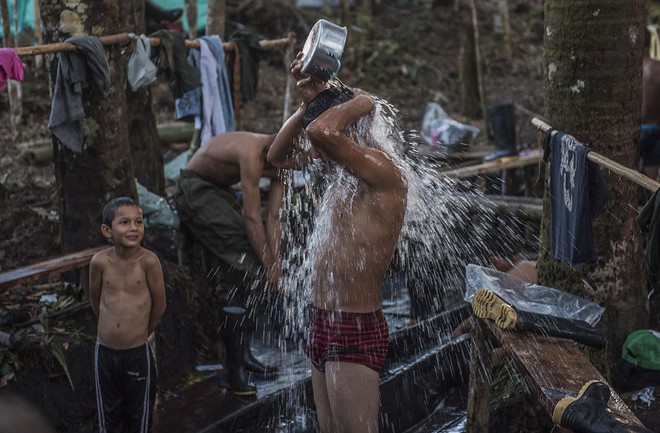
[48,36,111,153]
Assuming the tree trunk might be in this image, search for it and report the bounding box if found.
[40,0,138,254]
[1,0,22,136]
[539,0,647,369]
[206,0,226,38]
[460,0,484,119]
[459,0,480,119]
[185,0,198,39]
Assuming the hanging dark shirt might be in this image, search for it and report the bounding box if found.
[151,29,201,99]
[547,131,611,268]
[48,36,111,153]
[226,25,267,104]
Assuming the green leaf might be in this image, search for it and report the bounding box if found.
[51,345,74,391]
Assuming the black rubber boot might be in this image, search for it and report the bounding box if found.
[471,289,607,348]
[220,307,257,396]
[243,344,278,377]
[484,103,517,162]
[552,380,654,432]
[223,331,257,396]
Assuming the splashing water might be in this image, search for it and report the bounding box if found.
[257,91,529,432]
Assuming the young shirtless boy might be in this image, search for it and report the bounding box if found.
[89,197,166,433]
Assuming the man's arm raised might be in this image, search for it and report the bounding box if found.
[306,92,402,190]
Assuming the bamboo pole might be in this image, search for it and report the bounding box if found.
[439,150,542,178]
[531,117,660,193]
[13,32,291,57]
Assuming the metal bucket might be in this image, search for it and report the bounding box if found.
[300,19,348,81]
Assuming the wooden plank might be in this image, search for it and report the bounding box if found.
[484,320,644,428]
[0,246,108,292]
[439,150,543,179]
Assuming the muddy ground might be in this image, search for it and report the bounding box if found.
[0,1,659,432]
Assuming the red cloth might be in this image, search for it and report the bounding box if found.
[0,48,25,91]
[306,307,389,374]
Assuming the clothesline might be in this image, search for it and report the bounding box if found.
[531,117,660,193]
[13,31,294,57]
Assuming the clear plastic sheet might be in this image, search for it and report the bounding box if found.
[464,264,605,326]
[420,102,480,153]
[136,180,180,229]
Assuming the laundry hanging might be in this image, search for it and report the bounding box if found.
[544,129,611,268]
[47,36,111,153]
[0,48,25,91]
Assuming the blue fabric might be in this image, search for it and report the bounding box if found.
[174,49,202,120]
[201,35,235,132]
[549,131,611,268]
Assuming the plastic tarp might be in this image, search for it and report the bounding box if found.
[464,264,605,326]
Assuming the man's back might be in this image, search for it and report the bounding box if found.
[186,131,278,187]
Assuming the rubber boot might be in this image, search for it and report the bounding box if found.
[223,331,257,396]
[243,344,278,377]
[471,289,607,348]
[220,307,257,396]
[552,380,654,432]
[484,103,517,162]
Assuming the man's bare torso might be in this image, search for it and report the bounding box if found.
[311,167,406,313]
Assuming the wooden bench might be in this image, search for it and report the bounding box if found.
[467,317,645,433]
[0,246,108,293]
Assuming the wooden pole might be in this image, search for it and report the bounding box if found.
[13,33,290,57]
[32,0,43,73]
[531,117,660,192]
[282,32,296,124]
[469,0,488,124]
[185,0,197,40]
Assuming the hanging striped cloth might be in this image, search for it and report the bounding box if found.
[226,42,242,130]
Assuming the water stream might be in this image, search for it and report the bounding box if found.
[246,93,529,432]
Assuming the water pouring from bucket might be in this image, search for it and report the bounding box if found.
[300,19,348,81]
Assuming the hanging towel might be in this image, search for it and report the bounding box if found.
[47,36,111,153]
[195,38,226,142]
[127,33,158,91]
[0,48,25,91]
[201,35,235,133]
[546,131,611,267]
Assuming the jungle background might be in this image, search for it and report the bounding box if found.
[0,0,659,432]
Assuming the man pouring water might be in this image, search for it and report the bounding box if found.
[268,20,408,433]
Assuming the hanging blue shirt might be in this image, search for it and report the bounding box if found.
[547,131,611,268]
